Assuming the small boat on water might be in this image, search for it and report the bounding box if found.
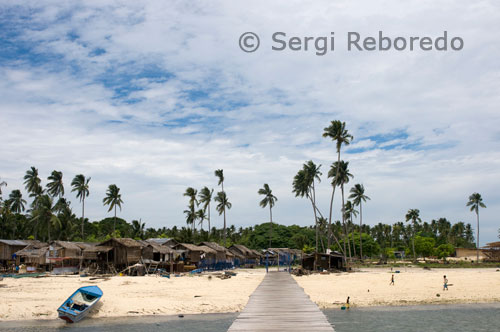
[57,286,103,323]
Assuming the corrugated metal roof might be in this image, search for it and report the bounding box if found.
[0,239,28,246]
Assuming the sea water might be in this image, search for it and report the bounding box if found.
[324,303,500,332]
[1,304,499,332]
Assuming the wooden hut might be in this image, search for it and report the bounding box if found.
[47,241,82,274]
[229,244,259,267]
[0,240,29,269]
[173,243,217,269]
[98,238,142,269]
[481,242,500,262]
[302,252,345,271]
[14,243,49,271]
[199,241,234,269]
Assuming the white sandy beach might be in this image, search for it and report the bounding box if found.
[1,268,499,321]
[0,270,265,321]
[294,267,500,308]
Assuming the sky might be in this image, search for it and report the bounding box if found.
[0,0,499,245]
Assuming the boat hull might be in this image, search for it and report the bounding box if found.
[57,286,103,323]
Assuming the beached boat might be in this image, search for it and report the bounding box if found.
[57,286,103,323]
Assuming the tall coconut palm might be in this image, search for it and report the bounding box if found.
[8,190,26,213]
[405,209,421,261]
[215,169,227,245]
[0,178,7,199]
[23,166,43,205]
[196,209,207,231]
[184,187,198,232]
[214,191,231,245]
[293,161,322,253]
[323,120,353,250]
[330,160,353,262]
[31,194,61,242]
[103,184,123,235]
[258,183,278,248]
[349,183,370,259]
[47,170,64,199]
[71,174,90,239]
[344,200,358,257]
[466,193,486,263]
[198,187,214,231]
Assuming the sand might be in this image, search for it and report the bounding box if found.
[2,267,499,321]
[293,267,500,309]
[0,269,265,321]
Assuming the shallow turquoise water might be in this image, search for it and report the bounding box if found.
[2,304,499,331]
[324,303,500,332]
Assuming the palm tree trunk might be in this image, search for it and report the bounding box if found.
[114,205,117,235]
[48,218,51,243]
[269,205,273,248]
[327,186,336,250]
[412,222,416,261]
[351,214,356,258]
[208,202,211,232]
[359,201,363,260]
[341,185,348,264]
[222,181,226,247]
[476,210,479,264]
[81,197,85,240]
[312,181,318,253]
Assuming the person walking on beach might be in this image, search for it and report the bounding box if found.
[390,274,395,285]
[346,296,350,309]
[443,275,449,291]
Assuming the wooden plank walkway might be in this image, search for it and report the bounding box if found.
[228,272,334,331]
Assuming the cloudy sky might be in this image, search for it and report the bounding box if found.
[1,1,499,245]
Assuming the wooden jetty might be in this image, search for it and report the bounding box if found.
[228,271,334,331]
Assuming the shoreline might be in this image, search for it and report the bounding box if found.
[1,267,499,322]
[2,302,500,328]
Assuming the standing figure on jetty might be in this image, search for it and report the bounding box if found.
[443,275,449,291]
[390,274,395,285]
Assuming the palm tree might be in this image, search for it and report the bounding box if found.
[31,194,61,242]
[198,187,214,230]
[323,120,353,250]
[47,170,64,199]
[23,166,43,205]
[0,178,6,199]
[214,191,231,245]
[132,219,145,239]
[349,184,370,259]
[405,209,421,261]
[344,200,359,257]
[196,209,207,230]
[293,161,322,253]
[258,183,278,248]
[466,193,486,263]
[183,208,197,231]
[330,160,353,262]
[103,184,123,235]
[184,187,198,232]
[71,174,90,239]
[8,190,26,213]
[215,169,227,245]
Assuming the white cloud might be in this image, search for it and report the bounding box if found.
[0,0,499,244]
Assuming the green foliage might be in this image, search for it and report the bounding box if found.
[435,244,455,259]
[414,236,436,257]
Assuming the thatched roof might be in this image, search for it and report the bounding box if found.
[15,244,49,257]
[199,242,225,252]
[229,244,256,257]
[83,246,113,253]
[50,241,82,251]
[146,238,178,247]
[177,243,216,254]
[0,239,29,246]
[138,240,174,254]
[99,238,142,248]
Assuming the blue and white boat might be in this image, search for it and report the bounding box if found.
[57,286,103,323]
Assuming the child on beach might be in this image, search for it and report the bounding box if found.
[346,296,350,309]
[443,275,448,290]
[390,274,395,285]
